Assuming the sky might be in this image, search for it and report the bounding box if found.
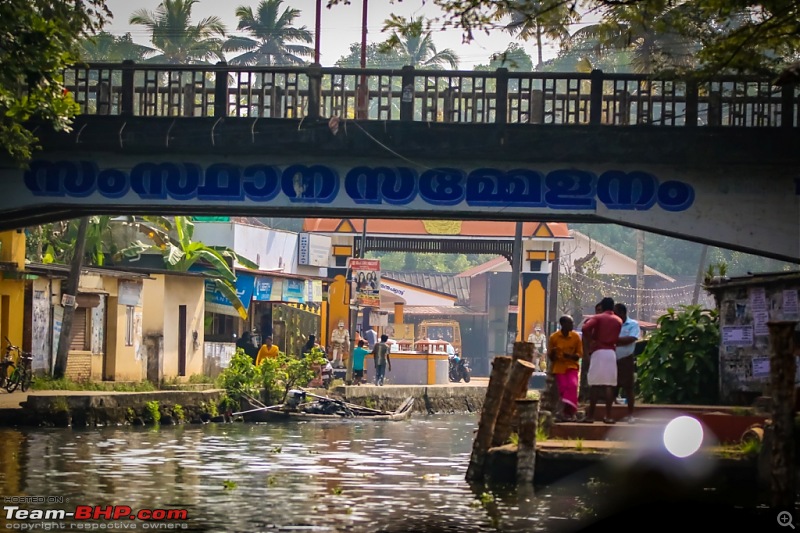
[101,0,579,68]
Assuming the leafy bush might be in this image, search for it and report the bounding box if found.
[144,400,161,424]
[638,305,720,405]
[260,349,328,405]
[172,404,185,422]
[217,349,260,403]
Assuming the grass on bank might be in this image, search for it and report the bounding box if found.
[32,375,157,392]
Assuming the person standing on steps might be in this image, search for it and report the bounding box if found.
[548,315,583,421]
[614,303,640,423]
[581,297,622,424]
[371,334,392,386]
[352,340,370,385]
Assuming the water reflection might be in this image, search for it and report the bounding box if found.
[0,415,608,532]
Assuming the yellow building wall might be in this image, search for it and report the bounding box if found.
[520,275,547,342]
[326,273,350,347]
[0,231,26,351]
[162,276,205,379]
[104,280,145,382]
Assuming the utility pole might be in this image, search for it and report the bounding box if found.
[692,244,709,305]
[635,229,645,320]
[346,219,368,384]
[314,0,322,64]
[508,222,523,348]
[53,216,89,378]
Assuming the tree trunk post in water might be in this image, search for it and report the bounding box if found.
[466,356,512,482]
[492,356,537,448]
[767,320,797,509]
[54,216,90,378]
[516,399,540,486]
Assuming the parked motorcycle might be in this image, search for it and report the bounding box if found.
[448,353,471,383]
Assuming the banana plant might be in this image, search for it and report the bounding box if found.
[117,216,258,319]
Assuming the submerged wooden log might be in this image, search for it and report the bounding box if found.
[516,399,540,485]
[491,358,537,448]
[466,356,512,482]
[767,320,798,509]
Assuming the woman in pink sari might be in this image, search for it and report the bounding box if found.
[548,315,584,421]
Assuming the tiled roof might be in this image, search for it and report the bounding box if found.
[455,256,510,278]
[382,271,470,304]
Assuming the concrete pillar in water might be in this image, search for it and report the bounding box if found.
[767,320,797,509]
[492,346,537,448]
[466,356,512,482]
[516,398,540,485]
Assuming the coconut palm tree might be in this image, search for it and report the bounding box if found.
[498,0,579,69]
[566,3,698,74]
[380,17,459,69]
[224,0,314,66]
[129,0,226,64]
[79,32,153,62]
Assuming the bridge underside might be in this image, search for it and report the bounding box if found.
[1,117,799,262]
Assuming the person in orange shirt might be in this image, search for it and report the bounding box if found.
[548,315,583,422]
[256,336,280,365]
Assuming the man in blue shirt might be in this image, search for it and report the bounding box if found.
[351,340,370,385]
[614,303,641,422]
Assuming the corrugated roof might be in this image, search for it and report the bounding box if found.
[382,271,470,304]
[400,305,486,316]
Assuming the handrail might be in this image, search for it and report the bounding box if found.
[58,62,798,127]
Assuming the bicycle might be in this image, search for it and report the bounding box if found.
[3,337,32,393]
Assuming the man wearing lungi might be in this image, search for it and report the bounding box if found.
[581,297,623,424]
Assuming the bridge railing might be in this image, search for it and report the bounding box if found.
[62,62,798,127]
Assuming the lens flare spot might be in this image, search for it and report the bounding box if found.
[663,416,703,458]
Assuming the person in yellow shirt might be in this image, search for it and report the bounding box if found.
[548,315,583,422]
[256,336,280,365]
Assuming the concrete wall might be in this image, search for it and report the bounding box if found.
[30,278,51,373]
[0,231,26,352]
[164,276,205,379]
[710,277,800,404]
[104,277,145,382]
[204,341,235,378]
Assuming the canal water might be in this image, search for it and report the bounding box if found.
[0,414,779,532]
[0,414,613,532]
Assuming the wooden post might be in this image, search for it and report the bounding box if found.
[492,356,537,447]
[512,341,534,364]
[767,320,797,509]
[466,356,512,482]
[516,398,539,485]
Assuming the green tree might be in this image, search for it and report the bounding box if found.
[26,216,117,266]
[498,0,578,69]
[474,43,534,71]
[0,0,109,164]
[638,305,720,404]
[224,0,314,66]
[129,0,226,64]
[119,216,258,318]
[379,16,460,69]
[329,0,799,75]
[335,42,405,69]
[79,32,153,62]
[567,3,699,73]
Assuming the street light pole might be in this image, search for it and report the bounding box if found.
[357,0,369,118]
[314,0,322,64]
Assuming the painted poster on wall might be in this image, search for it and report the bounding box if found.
[349,258,381,307]
[282,279,306,304]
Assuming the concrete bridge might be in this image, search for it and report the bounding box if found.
[1,62,799,262]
